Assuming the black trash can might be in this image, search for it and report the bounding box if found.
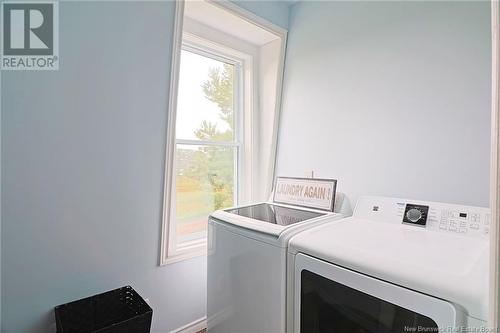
[55,286,153,333]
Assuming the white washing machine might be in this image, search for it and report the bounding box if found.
[207,200,346,333]
[287,196,490,333]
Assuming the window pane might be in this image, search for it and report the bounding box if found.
[174,144,236,245]
[176,49,235,142]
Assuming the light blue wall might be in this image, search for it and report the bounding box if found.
[1,1,288,332]
[1,2,204,332]
[231,0,289,29]
[276,1,491,208]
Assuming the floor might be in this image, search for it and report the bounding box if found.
[197,330,206,333]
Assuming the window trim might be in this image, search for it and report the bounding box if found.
[164,27,254,265]
[176,42,244,202]
[160,0,288,266]
[182,31,254,204]
[169,44,245,260]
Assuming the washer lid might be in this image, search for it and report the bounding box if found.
[225,203,325,225]
[211,202,337,238]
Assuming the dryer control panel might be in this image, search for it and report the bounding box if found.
[354,196,490,238]
[402,204,429,226]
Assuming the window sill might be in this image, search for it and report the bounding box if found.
[162,245,207,265]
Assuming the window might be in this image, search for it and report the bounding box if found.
[170,45,243,253]
[161,0,287,264]
[162,29,256,263]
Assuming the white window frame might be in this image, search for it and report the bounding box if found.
[160,0,287,265]
[161,12,255,265]
[167,36,251,261]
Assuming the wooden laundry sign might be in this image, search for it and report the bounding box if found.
[273,177,337,212]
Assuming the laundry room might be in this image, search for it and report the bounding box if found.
[0,0,498,333]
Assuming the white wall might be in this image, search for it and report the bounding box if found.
[276,1,491,209]
[1,1,288,332]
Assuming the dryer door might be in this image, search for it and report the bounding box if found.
[294,254,461,333]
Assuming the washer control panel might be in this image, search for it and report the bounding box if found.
[354,196,490,238]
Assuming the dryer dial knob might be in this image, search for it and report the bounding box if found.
[406,208,422,223]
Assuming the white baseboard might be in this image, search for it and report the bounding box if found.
[169,316,207,333]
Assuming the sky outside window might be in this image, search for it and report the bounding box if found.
[176,49,234,142]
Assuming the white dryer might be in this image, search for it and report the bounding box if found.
[287,196,490,333]
[207,201,346,333]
